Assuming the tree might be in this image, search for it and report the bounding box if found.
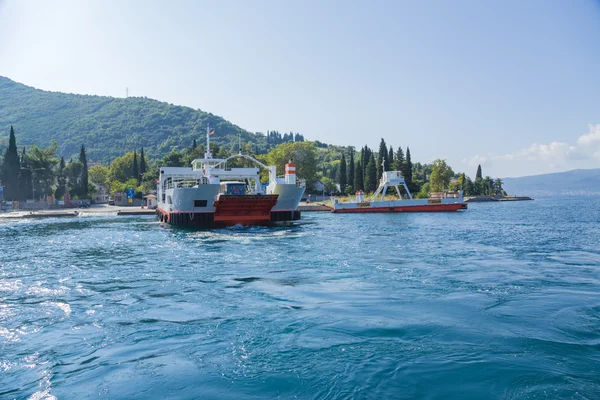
[365,153,377,192]
[416,182,430,199]
[192,139,197,150]
[393,146,404,172]
[55,157,66,200]
[476,164,482,180]
[361,146,371,185]
[348,149,355,193]
[79,144,89,198]
[388,145,394,168]
[18,147,32,200]
[64,161,84,197]
[265,142,317,184]
[132,150,139,183]
[1,126,20,200]
[160,150,184,168]
[26,141,58,200]
[339,152,347,193]
[377,138,388,181]
[483,176,494,195]
[139,148,147,177]
[89,164,109,188]
[474,177,484,195]
[108,152,136,182]
[429,159,453,192]
[320,177,338,194]
[494,178,504,195]
[463,176,474,196]
[354,160,363,191]
[403,147,413,189]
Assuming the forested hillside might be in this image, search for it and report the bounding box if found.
[1,76,508,201]
[0,76,304,162]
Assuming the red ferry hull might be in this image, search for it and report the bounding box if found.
[332,203,464,213]
[156,195,301,227]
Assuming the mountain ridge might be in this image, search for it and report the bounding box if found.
[502,168,600,196]
[0,75,266,162]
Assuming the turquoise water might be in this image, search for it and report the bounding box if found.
[1,197,599,399]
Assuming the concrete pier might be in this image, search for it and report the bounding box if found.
[0,205,156,219]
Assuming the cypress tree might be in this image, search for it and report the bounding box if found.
[476,164,482,180]
[339,153,347,193]
[132,150,139,182]
[388,145,394,169]
[365,153,377,192]
[362,146,371,186]
[404,147,413,188]
[139,148,147,177]
[192,139,197,150]
[394,146,405,172]
[1,126,21,200]
[360,146,366,180]
[354,160,363,191]
[377,138,388,181]
[79,144,89,198]
[348,149,355,192]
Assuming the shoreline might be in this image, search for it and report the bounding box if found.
[0,205,156,219]
[0,203,333,220]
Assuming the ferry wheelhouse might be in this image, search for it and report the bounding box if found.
[156,126,305,227]
[332,171,465,213]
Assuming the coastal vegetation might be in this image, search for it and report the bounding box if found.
[0,76,506,201]
[1,125,505,202]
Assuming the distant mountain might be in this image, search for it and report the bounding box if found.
[502,169,600,196]
[0,76,269,162]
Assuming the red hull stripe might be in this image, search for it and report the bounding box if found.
[332,204,464,213]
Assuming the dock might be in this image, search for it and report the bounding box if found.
[298,203,333,212]
[0,206,156,219]
[0,203,335,219]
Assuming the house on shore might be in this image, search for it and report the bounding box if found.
[92,184,110,204]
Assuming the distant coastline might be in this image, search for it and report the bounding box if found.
[465,195,533,203]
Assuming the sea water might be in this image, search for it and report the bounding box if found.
[1,197,599,399]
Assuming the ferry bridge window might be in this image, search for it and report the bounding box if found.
[194,200,207,207]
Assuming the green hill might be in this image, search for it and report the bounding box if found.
[0,76,270,162]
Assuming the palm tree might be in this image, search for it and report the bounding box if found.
[494,178,504,195]
[483,176,494,195]
[26,142,59,199]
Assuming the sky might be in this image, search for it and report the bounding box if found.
[0,0,599,178]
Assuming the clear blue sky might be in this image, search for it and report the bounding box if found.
[1,0,599,177]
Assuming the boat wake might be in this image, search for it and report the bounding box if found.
[76,212,119,218]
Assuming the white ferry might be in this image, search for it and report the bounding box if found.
[332,171,465,213]
[156,126,305,227]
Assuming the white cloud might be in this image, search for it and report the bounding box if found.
[577,124,600,147]
[463,124,600,176]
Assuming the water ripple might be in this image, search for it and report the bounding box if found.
[1,197,599,398]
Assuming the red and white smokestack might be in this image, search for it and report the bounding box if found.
[285,163,296,184]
